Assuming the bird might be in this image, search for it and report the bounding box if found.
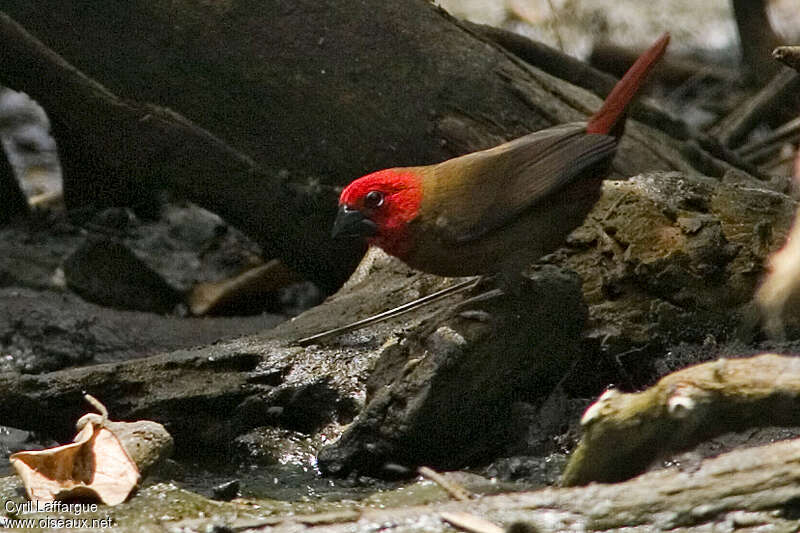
[331,33,669,286]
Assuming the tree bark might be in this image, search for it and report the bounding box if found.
[0,10,364,290]
[562,353,800,486]
[731,0,783,83]
[2,1,576,179]
[0,0,696,179]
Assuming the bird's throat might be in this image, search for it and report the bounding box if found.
[368,226,413,260]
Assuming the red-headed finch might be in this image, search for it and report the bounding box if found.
[333,34,669,281]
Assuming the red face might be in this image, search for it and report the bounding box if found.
[334,169,422,258]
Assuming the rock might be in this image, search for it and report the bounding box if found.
[318,265,587,476]
[0,145,27,224]
[211,479,240,501]
[104,419,173,478]
[62,203,273,314]
[0,426,36,477]
[232,427,319,466]
[557,170,795,358]
[0,87,61,219]
[483,454,566,485]
[63,236,182,313]
[59,202,319,316]
[0,286,284,373]
[0,211,82,290]
[0,251,581,476]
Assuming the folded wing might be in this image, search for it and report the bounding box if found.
[425,123,617,243]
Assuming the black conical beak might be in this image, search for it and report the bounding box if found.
[332,205,378,239]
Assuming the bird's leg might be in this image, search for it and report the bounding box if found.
[467,273,505,296]
[452,268,526,320]
[452,288,504,319]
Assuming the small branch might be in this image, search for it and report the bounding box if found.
[418,466,473,502]
[711,68,800,148]
[440,512,503,533]
[590,41,737,86]
[463,22,761,178]
[736,115,800,161]
[464,22,617,97]
[464,22,693,141]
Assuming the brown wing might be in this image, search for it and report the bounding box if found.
[421,123,616,243]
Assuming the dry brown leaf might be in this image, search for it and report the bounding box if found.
[9,420,140,505]
[188,259,300,315]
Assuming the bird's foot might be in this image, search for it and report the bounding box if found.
[456,309,494,323]
[452,286,506,320]
[467,273,502,292]
[450,268,538,321]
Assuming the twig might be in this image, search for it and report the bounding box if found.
[462,21,616,97]
[693,135,767,179]
[741,137,800,167]
[590,41,736,86]
[463,22,759,177]
[418,466,473,502]
[711,68,800,148]
[440,512,504,533]
[761,151,798,176]
[544,0,564,52]
[736,115,800,159]
[295,277,479,346]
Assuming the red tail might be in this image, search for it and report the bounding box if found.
[586,33,670,135]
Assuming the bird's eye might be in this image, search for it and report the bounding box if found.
[364,190,384,209]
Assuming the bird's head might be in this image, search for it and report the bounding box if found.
[332,169,423,257]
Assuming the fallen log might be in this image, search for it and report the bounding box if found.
[0,2,697,289]
[0,11,363,290]
[562,353,800,485]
